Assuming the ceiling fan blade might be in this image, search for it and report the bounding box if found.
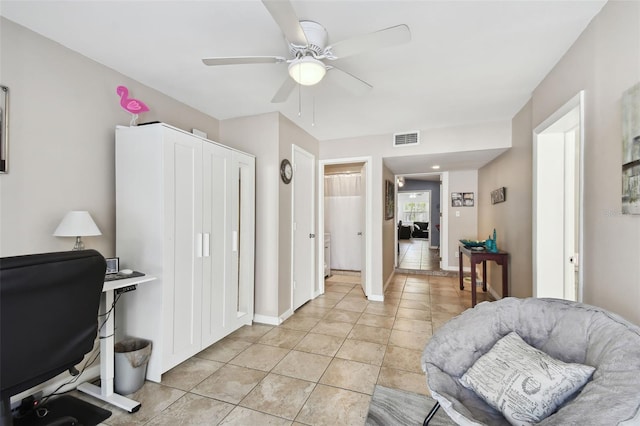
[262,0,308,46]
[202,56,287,66]
[328,24,411,59]
[326,66,373,96]
[271,77,297,103]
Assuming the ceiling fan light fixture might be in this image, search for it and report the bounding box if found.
[288,56,326,86]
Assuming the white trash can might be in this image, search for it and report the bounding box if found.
[114,338,152,395]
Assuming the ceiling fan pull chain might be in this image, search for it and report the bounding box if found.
[312,96,316,127]
[298,82,302,117]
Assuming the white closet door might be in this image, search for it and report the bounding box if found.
[162,129,203,368]
[202,142,231,346]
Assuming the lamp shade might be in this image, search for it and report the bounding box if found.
[288,56,327,86]
[53,211,102,237]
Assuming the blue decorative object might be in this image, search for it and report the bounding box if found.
[485,229,498,253]
[460,239,486,248]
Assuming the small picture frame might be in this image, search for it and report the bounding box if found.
[106,257,119,274]
[491,187,506,204]
[463,192,475,207]
[451,192,463,207]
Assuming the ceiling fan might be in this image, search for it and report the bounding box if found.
[202,0,411,103]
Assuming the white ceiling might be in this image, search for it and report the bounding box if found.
[1,0,605,171]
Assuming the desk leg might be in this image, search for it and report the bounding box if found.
[471,260,477,307]
[482,261,487,292]
[78,290,141,413]
[459,246,464,290]
[502,259,509,298]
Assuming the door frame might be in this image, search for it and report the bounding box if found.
[394,173,440,269]
[532,90,585,301]
[318,156,373,298]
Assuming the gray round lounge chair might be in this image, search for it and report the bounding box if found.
[421,297,640,425]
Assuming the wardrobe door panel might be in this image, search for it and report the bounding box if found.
[202,142,231,346]
[230,152,255,328]
[163,130,203,367]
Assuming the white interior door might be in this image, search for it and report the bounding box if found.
[533,92,583,301]
[292,145,315,311]
[359,162,367,296]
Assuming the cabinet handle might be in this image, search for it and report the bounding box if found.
[203,233,210,257]
[232,231,238,252]
[196,233,203,258]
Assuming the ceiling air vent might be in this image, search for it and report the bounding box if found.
[393,131,420,147]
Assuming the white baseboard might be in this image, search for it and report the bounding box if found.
[279,309,293,323]
[368,294,384,302]
[383,270,395,293]
[487,284,500,301]
[253,313,282,326]
[444,265,469,272]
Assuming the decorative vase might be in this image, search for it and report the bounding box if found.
[485,229,498,253]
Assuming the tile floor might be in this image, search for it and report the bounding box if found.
[86,272,492,425]
[398,239,441,271]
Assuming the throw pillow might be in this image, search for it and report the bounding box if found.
[459,332,595,426]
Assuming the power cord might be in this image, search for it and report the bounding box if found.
[38,293,122,406]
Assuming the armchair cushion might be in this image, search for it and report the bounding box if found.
[459,332,595,425]
[421,298,640,426]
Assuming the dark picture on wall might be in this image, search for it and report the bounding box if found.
[491,187,506,204]
[622,82,640,214]
[385,180,394,220]
[0,85,8,174]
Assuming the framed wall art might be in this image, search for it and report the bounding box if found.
[451,192,462,207]
[491,187,506,204]
[0,85,8,173]
[385,180,395,220]
[463,192,474,207]
[452,192,474,207]
[622,82,640,214]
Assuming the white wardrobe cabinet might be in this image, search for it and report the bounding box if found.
[115,123,255,382]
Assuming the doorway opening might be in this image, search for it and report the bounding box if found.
[533,91,584,302]
[395,173,443,274]
[318,158,372,299]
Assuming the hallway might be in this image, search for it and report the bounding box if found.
[398,239,441,272]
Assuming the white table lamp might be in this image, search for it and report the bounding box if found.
[53,210,102,250]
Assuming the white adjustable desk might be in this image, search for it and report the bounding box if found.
[77,274,156,412]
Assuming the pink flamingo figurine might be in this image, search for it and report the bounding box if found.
[116,85,149,125]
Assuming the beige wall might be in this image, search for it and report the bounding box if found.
[0,18,220,258]
[478,101,533,298]
[531,0,640,324]
[478,0,640,324]
[446,170,479,269]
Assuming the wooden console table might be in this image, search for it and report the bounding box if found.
[459,244,509,307]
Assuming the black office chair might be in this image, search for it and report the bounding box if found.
[0,250,108,426]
